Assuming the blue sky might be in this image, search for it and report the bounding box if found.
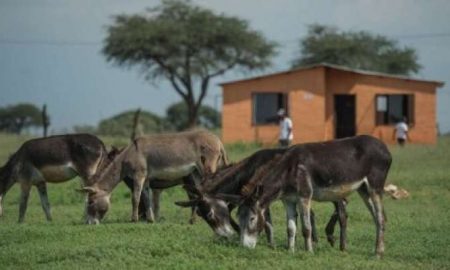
[1,0,449,133]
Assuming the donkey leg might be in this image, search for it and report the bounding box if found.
[18,183,32,223]
[185,189,198,225]
[264,207,275,248]
[325,203,339,247]
[123,176,148,220]
[310,209,318,244]
[371,193,385,258]
[283,200,297,252]
[142,182,154,223]
[358,189,380,256]
[131,177,146,222]
[0,179,16,217]
[151,188,162,222]
[36,182,52,221]
[337,200,348,251]
[299,197,313,252]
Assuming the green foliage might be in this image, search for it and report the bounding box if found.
[166,101,221,131]
[292,24,421,76]
[1,135,448,269]
[0,103,43,134]
[102,0,276,126]
[97,110,164,137]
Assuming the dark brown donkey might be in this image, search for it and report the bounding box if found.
[176,148,349,248]
[0,134,116,223]
[234,135,391,257]
[81,129,227,224]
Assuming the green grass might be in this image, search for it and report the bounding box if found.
[0,133,449,269]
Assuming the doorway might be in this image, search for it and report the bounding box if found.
[334,95,356,138]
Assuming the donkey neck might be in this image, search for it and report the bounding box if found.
[95,146,130,192]
[205,159,253,195]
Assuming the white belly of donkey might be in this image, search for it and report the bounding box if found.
[149,163,196,180]
[312,177,367,201]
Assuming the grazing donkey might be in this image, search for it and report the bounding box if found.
[0,134,116,223]
[81,129,227,225]
[176,148,285,240]
[176,148,349,249]
[233,135,391,257]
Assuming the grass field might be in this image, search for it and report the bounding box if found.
[0,134,449,269]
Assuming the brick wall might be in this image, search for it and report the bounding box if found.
[222,66,439,145]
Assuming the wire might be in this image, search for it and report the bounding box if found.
[0,32,449,47]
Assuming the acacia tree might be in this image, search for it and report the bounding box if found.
[0,103,43,134]
[103,0,276,127]
[292,24,421,75]
[166,101,220,131]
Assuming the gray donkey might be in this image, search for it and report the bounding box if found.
[81,129,228,224]
[0,134,118,223]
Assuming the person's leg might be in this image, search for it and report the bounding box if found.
[279,139,289,148]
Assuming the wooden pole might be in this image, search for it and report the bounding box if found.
[42,104,50,137]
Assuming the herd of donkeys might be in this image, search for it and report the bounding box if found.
[0,129,391,257]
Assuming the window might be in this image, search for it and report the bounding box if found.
[376,94,414,125]
[252,93,288,125]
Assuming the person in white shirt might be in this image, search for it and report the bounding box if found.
[393,117,409,146]
[278,108,293,147]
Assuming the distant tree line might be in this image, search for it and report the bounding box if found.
[73,101,220,137]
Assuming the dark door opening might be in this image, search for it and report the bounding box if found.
[334,95,356,138]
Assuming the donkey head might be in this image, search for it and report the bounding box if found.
[81,186,111,225]
[236,186,266,248]
[175,186,236,238]
[81,147,126,224]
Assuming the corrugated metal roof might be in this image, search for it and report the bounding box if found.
[220,63,445,87]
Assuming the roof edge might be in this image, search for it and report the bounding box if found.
[220,63,445,88]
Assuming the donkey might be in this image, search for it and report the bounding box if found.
[175,148,349,249]
[232,135,391,257]
[80,129,228,224]
[176,148,285,240]
[0,134,116,223]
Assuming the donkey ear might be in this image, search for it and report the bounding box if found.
[76,186,98,194]
[175,200,198,208]
[108,146,121,159]
[215,193,243,205]
[248,185,263,202]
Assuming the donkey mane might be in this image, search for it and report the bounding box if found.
[240,153,284,197]
[94,146,129,189]
[200,158,248,193]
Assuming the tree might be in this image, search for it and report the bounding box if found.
[166,101,220,131]
[292,24,421,75]
[103,0,276,127]
[97,110,164,137]
[0,103,43,134]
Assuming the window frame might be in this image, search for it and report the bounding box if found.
[375,94,415,126]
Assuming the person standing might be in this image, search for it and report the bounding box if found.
[393,117,409,146]
[278,108,293,147]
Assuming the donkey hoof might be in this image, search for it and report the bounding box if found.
[327,236,335,247]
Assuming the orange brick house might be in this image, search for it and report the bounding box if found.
[221,63,444,145]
